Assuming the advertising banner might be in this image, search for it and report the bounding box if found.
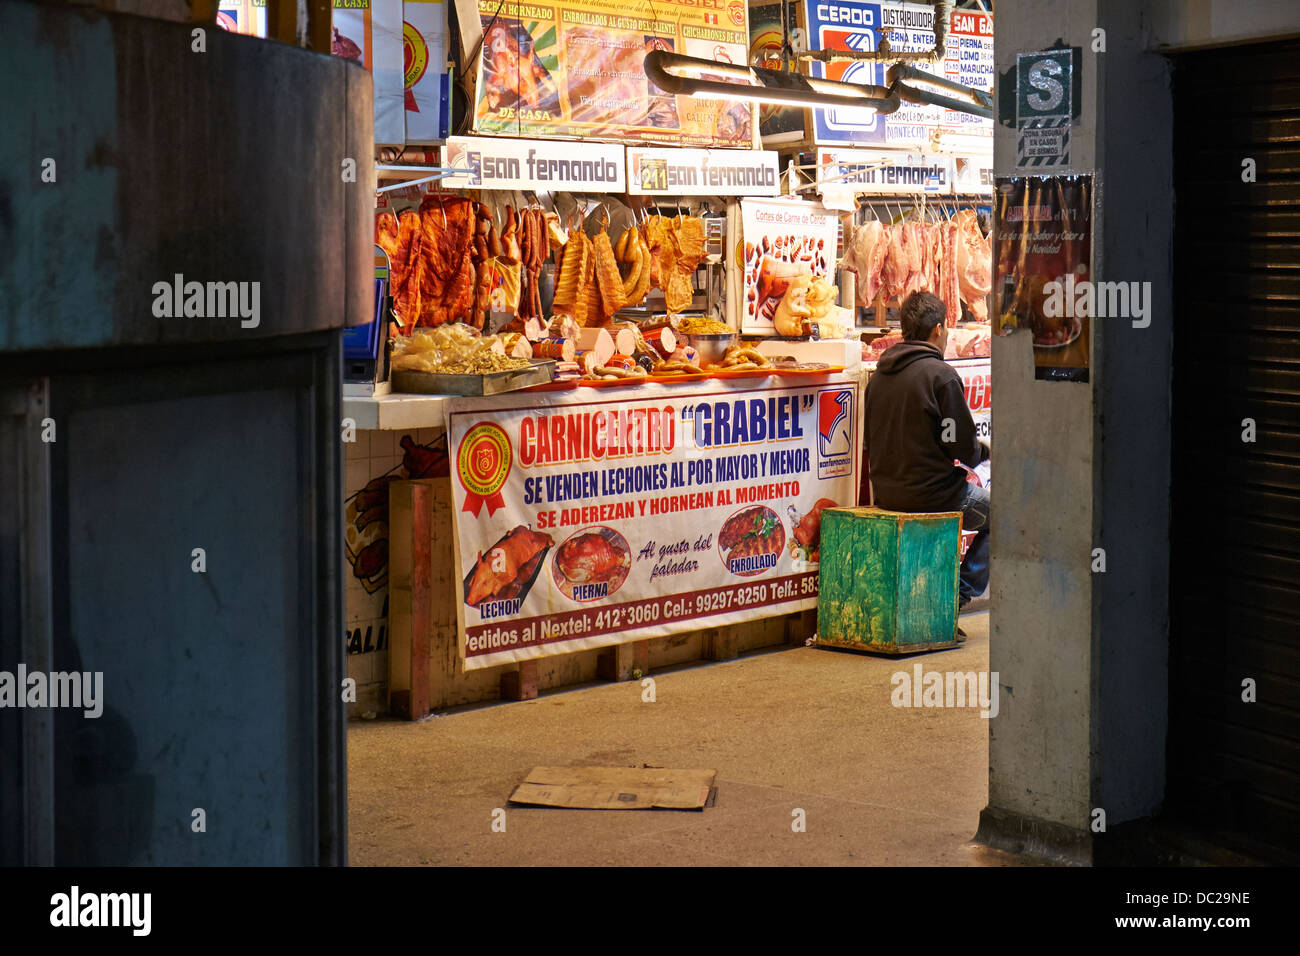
[956,359,991,447]
[993,174,1092,380]
[221,1,449,144]
[953,152,994,194]
[404,0,451,143]
[954,359,990,556]
[627,148,781,197]
[446,376,861,669]
[748,1,809,144]
[443,136,626,191]
[802,1,994,149]
[471,0,756,147]
[329,0,407,144]
[217,0,267,35]
[739,199,840,334]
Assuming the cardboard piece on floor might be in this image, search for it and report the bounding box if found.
[509,767,717,811]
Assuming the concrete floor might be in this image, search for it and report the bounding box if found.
[347,610,1030,866]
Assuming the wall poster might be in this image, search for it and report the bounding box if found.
[993,174,1092,381]
[472,0,757,148]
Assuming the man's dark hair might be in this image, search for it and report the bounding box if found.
[899,291,945,341]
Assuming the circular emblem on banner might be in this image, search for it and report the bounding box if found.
[457,422,512,516]
[404,21,429,89]
[727,1,745,28]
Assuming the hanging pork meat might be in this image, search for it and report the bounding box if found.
[924,221,942,295]
[372,197,484,330]
[841,220,885,307]
[376,209,424,324]
[880,223,910,303]
[953,209,993,323]
[899,221,927,299]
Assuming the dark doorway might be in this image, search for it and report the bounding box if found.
[1168,38,1300,856]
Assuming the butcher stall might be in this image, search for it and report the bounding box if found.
[342,139,868,718]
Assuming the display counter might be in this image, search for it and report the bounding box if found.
[344,368,865,716]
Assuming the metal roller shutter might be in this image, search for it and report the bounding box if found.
[1169,39,1300,855]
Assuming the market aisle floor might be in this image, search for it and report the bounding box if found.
[347,611,1028,866]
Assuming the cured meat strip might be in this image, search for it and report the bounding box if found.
[940,220,961,327]
[420,195,475,280]
[389,209,422,324]
[375,211,400,258]
[925,222,942,294]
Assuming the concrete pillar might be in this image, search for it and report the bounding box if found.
[978,0,1175,862]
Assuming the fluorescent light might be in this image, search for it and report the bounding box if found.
[645,50,900,114]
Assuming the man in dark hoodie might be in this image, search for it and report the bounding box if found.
[864,291,991,611]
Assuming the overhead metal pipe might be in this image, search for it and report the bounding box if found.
[645,49,900,114]
[887,62,993,119]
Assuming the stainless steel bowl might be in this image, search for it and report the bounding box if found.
[680,332,736,366]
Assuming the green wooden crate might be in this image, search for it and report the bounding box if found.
[817,507,962,654]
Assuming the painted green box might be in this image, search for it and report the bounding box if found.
[817,507,961,654]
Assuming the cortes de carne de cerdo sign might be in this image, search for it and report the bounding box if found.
[441,136,626,192]
[446,376,861,670]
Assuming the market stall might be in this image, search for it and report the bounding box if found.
[826,175,994,563]
[345,142,866,715]
[339,0,998,715]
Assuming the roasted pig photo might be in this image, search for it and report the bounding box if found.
[788,498,837,563]
[482,21,560,115]
[556,532,628,583]
[464,525,554,607]
[552,528,631,600]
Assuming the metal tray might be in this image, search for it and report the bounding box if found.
[391,359,555,396]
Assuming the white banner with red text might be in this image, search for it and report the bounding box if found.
[954,358,990,557]
[447,375,861,669]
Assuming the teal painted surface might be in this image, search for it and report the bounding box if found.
[818,507,959,650]
[820,508,897,646]
[897,515,960,645]
[1,2,118,349]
